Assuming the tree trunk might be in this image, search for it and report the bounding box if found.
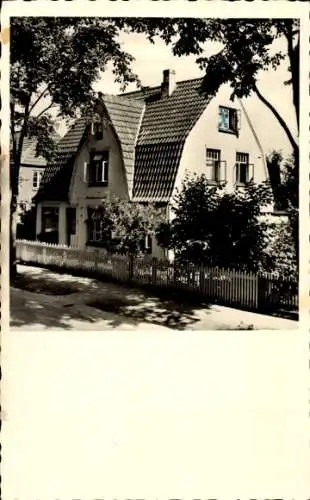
[253,83,298,154]
[10,193,18,282]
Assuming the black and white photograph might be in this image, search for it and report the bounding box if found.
[7,12,301,331]
[1,1,309,499]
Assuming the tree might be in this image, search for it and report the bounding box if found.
[90,199,164,258]
[10,17,140,280]
[266,150,298,262]
[119,18,299,154]
[157,173,274,272]
[11,18,299,279]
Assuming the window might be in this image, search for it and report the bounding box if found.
[206,148,222,183]
[85,151,109,186]
[218,106,240,134]
[235,152,252,184]
[144,234,152,254]
[32,170,42,188]
[87,208,107,244]
[41,207,59,233]
[90,113,103,140]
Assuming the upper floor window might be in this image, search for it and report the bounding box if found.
[235,152,253,184]
[218,106,240,134]
[90,113,103,140]
[32,170,42,188]
[84,151,109,186]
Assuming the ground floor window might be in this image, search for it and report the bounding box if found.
[87,207,109,244]
[235,152,251,184]
[40,206,59,244]
[206,148,222,183]
[42,207,59,232]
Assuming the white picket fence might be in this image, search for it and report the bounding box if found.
[16,239,298,313]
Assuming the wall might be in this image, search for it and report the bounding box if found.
[173,84,268,197]
[18,164,46,212]
[69,123,129,248]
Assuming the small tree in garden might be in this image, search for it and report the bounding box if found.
[93,199,164,257]
[157,173,274,272]
[266,150,298,263]
[263,219,297,279]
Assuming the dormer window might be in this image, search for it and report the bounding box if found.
[84,151,109,186]
[218,106,240,134]
[90,113,103,140]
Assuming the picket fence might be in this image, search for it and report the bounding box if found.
[16,240,298,314]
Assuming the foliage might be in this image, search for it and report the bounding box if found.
[266,150,298,260]
[157,173,274,272]
[120,18,299,151]
[263,218,297,279]
[92,199,165,257]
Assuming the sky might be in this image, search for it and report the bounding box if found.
[91,31,297,158]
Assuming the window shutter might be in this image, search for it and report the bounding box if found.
[222,160,227,183]
[102,160,108,182]
[236,109,241,130]
[235,163,240,183]
[90,122,95,135]
[145,234,150,250]
[83,162,89,183]
[248,163,254,182]
[230,110,238,132]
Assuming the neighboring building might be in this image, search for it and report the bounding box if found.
[15,137,47,216]
[34,69,273,257]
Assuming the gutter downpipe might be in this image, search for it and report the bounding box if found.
[237,97,269,180]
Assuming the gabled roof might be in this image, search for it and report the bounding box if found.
[12,134,47,167]
[103,95,144,196]
[35,75,210,204]
[132,78,209,201]
[35,117,88,201]
[21,141,47,167]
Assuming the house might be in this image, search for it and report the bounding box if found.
[15,136,48,215]
[34,69,271,257]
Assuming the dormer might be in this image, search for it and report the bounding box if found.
[90,112,103,140]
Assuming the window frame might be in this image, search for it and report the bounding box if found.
[206,148,227,184]
[87,151,109,187]
[206,148,221,183]
[87,208,106,245]
[32,170,42,188]
[218,106,240,135]
[235,152,252,185]
[41,206,59,233]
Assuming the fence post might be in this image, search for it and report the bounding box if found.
[199,265,205,296]
[152,257,157,286]
[128,254,134,284]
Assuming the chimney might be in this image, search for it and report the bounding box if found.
[161,69,176,98]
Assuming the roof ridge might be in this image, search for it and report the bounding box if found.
[119,75,203,97]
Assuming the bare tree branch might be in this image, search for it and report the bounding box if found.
[35,102,56,120]
[253,83,298,153]
[29,85,50,115]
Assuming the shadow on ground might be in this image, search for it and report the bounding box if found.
[10,267,211,330]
